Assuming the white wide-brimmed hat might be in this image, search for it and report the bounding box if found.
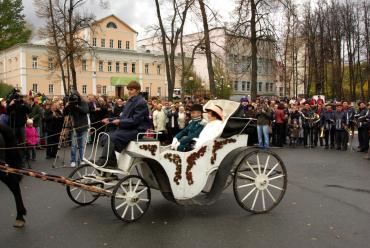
[205,105,224,121]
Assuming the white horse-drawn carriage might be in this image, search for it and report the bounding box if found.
[66,100,287,222]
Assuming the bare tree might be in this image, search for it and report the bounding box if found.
[232,0,283,100]
[154,0,194,100]
[35,0,99,94]
[198,0,216,97]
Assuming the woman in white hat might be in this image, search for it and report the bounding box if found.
[194,105,224,149]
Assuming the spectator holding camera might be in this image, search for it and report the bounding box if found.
[64,90,89,167]
[6,90,31,145]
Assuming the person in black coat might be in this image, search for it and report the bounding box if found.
[95,81,151,168]
[44,102,64,158]
[166,105,179,141]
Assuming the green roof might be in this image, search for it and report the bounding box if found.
[111,76,139,86]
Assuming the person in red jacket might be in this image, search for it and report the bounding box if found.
[274,103,287,147]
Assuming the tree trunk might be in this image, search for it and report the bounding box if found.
[250,0,258,100]
[154,0,173,100]
[48,0,67,94]
[198,0,215,97]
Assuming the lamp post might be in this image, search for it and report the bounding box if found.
[189,76,194,99]
[220,76,224,99]
[149,82,152,98]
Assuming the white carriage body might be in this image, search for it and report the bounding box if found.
[124,135,247,200]
[84,100,248,199]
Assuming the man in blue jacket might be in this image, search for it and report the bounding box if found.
[95,81,151,167]
[171,104,205,151]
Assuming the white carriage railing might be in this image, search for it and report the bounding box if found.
[83,127,110,168]
[136,130,163,142]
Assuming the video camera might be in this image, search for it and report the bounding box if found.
[64,89,81,105]
[6,88,22,103]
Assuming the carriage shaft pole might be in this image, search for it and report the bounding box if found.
[0,163,112,196]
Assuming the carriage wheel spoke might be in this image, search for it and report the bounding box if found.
[137,187,148,196]
[261,190,266,211]
[138,198,149,202]
[266,188,276,203]
[238,182,255,189]
[263,155,270,174]
[70,187,78,192]
[129,179,132,192]
[246,161,258,177]
[251,190,259,210]
[133,179,141,193]
[238,172,255,181]
[269,174,285,181]
[256,154,261,175]
[83,191,86,203]
[116,201,128,210]
[77,171,82,178]
[269,183,284,191]
[135,203,144,213]
[121,205,129,219]
[120,184,128,195]
[266,162,280,177]
[131,206,134,220]
[241,187,257,202]
[75,189,82,200]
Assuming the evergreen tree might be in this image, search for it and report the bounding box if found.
[0,0,31,50]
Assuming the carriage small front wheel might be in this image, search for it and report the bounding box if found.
[233,150,287,214]
[66,164,103,206]
[111,175,151,222]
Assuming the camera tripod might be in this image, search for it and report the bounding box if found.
[52,116,78,168]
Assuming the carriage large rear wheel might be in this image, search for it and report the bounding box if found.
[233,150,287,214]
[66,164,103,206]
[111,175,151,222]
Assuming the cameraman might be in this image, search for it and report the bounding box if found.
[6,90,31,145]
[64,90,89,167]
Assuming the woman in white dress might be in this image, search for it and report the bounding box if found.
[194,105,224,149]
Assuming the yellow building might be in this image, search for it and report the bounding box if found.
[0,15,177,98]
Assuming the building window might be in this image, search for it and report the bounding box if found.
[102,86,107,95]
[241,81,246,91]
[131,63,136,73]
[48,57,54,70]
[106,22,117,29]
[82,59,87,71]
[32,83,38,93]
[157,87,161,97]
[123,63,128,73]
[101,38,105,48]
[109,39,114,48]
[145,64,149,74]
[48,84,54,94]
[99,61,103,72]
[258,82,262,92]
[265,82,269,92]
[126,41,130,49]
[116,62,120,72]
[247,82,251,91]
[118,40,122,49]
[92,38,97,47]
[108,61,112,72]
[269,83,273,92]
[32,56,38,69]
[157,65,161,75]
[234,81,238,91]
[82,85,87,94]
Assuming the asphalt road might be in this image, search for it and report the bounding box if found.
[1,144,370,248]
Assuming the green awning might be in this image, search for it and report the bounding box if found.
[111,76,139,86]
